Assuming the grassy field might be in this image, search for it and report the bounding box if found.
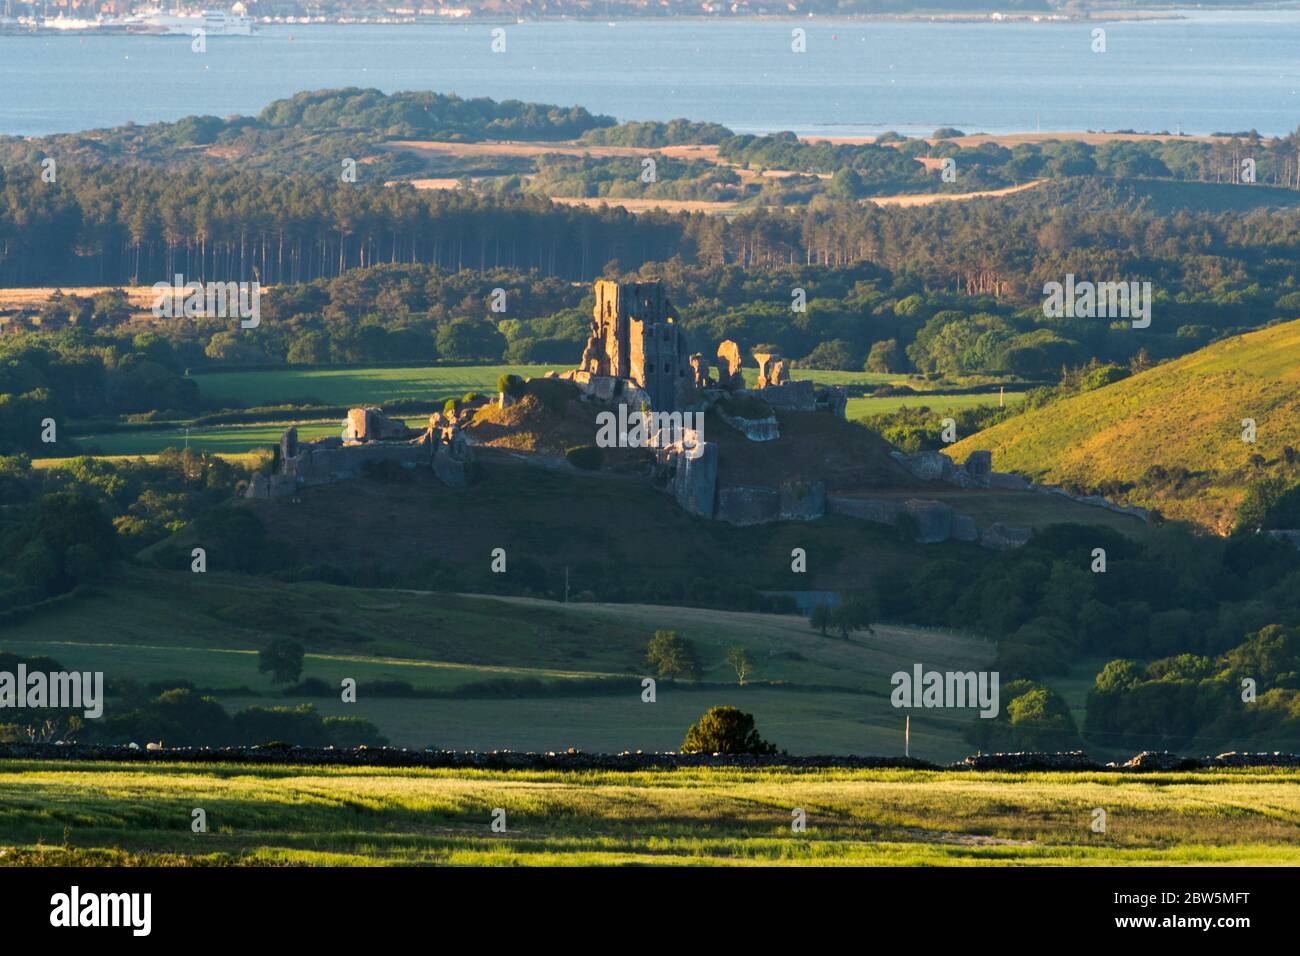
[951,317,1300,533]
[190,364,979,408]
[73,419,427,456]
[2,567,994,760]
[846,390,1021,420]
[192,364,555,408]
[2,762,1297,865]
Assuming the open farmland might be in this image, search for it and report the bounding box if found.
[1,762,1296,866]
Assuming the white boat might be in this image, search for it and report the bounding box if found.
[43,15,101,30]
[139,9,253,36]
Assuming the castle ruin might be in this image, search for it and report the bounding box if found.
[574,280,693,411]
[241,278,1041,550]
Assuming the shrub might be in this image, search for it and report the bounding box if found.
[496,373,527,399]
[322,716,388,748]
[282,677,334,697]
[681,706,776,754]
[565,445,603,470]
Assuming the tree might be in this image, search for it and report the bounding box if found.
[865,338,903,373]
[435,318,506,361]
[646,630,697,679]
[726,646,753,685]
[1221,625,1300,688]
[259,639,305,685]
[830,591,877,639]
[800,339,856,370]
[1235,476,1292,532]
[680,706,776,755]
[825,167,865,201]
[809,602,831,636]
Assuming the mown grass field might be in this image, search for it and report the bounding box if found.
[73,418,428,456]
[2,762,1297,866]
[950,317,1300,532]
[845,390,1021,420]
[2,567,993,760]
[192,364,555,408]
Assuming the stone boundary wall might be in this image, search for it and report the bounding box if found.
[826,495,1031,550]
[3,743,1296,772]
[890,448,1151,524]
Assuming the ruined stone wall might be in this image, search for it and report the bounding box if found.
[247,411,474,499]
[583,279,691,410]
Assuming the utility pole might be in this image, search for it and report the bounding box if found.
[564,565,570,603]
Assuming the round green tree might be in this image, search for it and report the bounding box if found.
[680,706,776,755]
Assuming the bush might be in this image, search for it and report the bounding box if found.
[282,677,334,697]
[322,716,388,748]
[965,680,1082,752]
[496,373,527,399]
[565,445,603,470]
[680,706,776,754]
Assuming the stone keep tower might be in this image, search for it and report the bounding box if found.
[580,280,692,411]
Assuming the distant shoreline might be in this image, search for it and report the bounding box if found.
[0,9,1204,37]
[11,3,1300,36]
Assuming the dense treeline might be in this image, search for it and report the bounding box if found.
[581,119,733,147]
[0,164,693,286]
[7,168,1300,300]
[1084,625,1300,751]
[5,173,1300,455]
[720,129,1300,191]
[6,87,1298,203]
[0,450,254,609]
[878,523,1300,676]
[511,154,744,201]
[877,521,1300,750]
[0,88,615,177]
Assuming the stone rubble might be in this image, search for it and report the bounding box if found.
[4,743,1297,772]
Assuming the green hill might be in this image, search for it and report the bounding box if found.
[950,318,1300,532]
[1,567,993,760]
